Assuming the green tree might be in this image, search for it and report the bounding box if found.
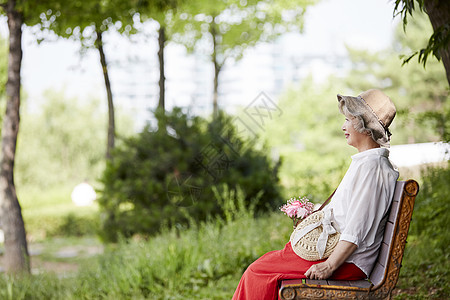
[137,0,183,112]
[41,0,140,159]
[394,0,450,85]
[0,0,55,274]
[169,0,315,116]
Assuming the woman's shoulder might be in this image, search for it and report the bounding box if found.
[350,151,399,179]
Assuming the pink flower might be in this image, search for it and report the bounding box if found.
[296,207,309,219]
[283,202,300,218]
[280,196,314,221]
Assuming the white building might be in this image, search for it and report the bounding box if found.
[389,142,450,167]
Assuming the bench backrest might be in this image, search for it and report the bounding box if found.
[369,180,419,288]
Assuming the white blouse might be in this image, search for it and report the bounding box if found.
[325,147,399,276]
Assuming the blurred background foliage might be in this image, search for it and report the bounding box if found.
[13,89,134,240]
[16,89,107,189]
[98,108,281,241]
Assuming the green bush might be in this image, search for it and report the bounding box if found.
[50,213,100,237]
[98,108,282,241]
[24,213,99,240]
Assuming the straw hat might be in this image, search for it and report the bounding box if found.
[337,89,396,147]
[290,211,340,261]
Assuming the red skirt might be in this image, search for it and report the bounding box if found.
[232,242,366,300]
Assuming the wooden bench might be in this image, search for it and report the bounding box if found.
[279,180,419,300]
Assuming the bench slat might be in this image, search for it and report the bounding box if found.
[306,279,369,288]
[305,279,327,285]
[392,181,405,201]
[281,279,303,286]
[383,221,395,244]
[349,280,372,288]
[378,242,390,267]
[369,262,385,286]
[327,280,350,286]
[388,199,400,223]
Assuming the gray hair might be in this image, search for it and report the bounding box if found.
[338,99,391,147]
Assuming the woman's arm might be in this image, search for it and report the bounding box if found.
[304,241,357,280]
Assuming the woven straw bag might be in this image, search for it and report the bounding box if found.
[289,210,340,261]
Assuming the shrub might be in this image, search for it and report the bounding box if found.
[98,108,282,241]
[50,213,100,237]
[24,213,99,240]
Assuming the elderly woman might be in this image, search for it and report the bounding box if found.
[232,89,399,300]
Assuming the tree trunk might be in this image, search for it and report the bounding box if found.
[424,0,450,85]
[96,30,115,160]
[210,23,222,117]
[158,25,166,111]
[0,0,30,274]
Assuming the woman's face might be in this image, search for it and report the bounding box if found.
[342,116,368,149]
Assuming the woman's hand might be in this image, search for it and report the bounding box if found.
[305,241,358,280]
[305,261,334,280]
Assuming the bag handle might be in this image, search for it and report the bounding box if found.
[316,188,337,212]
